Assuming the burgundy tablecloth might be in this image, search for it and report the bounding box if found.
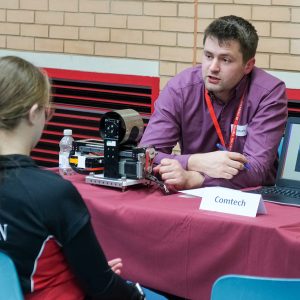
[68,174,300,300]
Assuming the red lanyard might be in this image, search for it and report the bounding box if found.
[204,88,246,151]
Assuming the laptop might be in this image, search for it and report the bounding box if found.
[248,117,300,206]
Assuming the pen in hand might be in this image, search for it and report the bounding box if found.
[216,143,251,170]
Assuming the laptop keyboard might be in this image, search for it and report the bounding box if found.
[258,187,300,199]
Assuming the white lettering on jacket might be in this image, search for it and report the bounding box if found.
[0,224,8,241]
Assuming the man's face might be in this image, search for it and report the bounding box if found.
[202,36,254,102]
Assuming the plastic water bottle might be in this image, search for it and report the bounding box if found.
[59,129,74,176]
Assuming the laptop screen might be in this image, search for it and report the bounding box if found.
[278,119,300,182]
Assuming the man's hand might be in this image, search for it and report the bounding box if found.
[153,158,204,190]
[108,258,123,275]
[188,151,248,179]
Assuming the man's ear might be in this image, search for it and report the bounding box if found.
[244,57,255,75]
[28,103,40,125]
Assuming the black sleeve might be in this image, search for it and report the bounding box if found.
[62,221,144,300]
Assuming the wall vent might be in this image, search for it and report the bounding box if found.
[287,89,300,117]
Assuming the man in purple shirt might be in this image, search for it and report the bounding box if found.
[140,15,288,190]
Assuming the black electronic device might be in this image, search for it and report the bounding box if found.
[247,117,300,206]
[99,109,151,180]
[69,109,169,193]
[67,109,168,193]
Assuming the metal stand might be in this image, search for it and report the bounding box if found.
[85,173,146,192]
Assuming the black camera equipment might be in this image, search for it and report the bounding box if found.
[70,109,169,193]
[100,109,149,179]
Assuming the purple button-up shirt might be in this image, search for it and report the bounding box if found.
[140,65,288,189]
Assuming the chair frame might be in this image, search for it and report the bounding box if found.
[0,252,24,300]
[211,274,300,300]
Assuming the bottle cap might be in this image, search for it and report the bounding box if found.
[63,129,72,136]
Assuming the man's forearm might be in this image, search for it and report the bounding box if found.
[184,170,205,189]
[187,153,205,172]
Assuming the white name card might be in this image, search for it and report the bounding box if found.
[181,187,267,218]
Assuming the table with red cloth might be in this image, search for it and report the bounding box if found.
[68,174,300,300]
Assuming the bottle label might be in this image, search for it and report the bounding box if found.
[59,152,70,168]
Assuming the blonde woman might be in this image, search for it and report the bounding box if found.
[0,56,145,300]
